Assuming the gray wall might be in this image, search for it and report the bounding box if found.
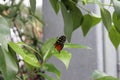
[43,0,118,80]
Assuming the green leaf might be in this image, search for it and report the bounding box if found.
[96,76,118,80]
[92,70,118,80]
[0,46,18,80]
[17,42,42,58]
[50,0,60,14]
[29,0,36,14]
[64,43,90,49]
[92,70,109,79]
[43,63,61,80]
[109,27,120,49]
[91,13,101,26]
[101,8,112,31]
[42,38,57,61]
[82,14,101,36]
[61,3,73,42]
[23,50,41,67]
[113,0,120,19]
[81,0,101,5]
[54,50,72,69]
[70,4,83,31]
[81,0,88,4]
[8,42,40,68]
[61,1,83,41]
[42,38,57,55]
[38,73,54,80]
[113,12,120,33]
[0,16,10,49]
[6,6,18,18]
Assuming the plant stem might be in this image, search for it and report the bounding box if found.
[70,0,91,13]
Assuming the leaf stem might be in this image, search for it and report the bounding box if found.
[70,0,91,13]
[88,1,113,6]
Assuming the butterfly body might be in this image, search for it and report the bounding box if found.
[54,35,66,52]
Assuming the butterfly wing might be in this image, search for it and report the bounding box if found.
[54,43,64,52]
[54,35,66,52]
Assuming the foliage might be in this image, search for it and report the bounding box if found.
[0,0,88,80]
[0,0,120,80]
[49,0,120,80]
[50,0,120,49]
[92,70,118,80]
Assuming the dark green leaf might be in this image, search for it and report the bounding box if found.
[29,0,36,14]
[82,14,101,36]
[64,43,90,49]
[8,42,40,67]
[82,14,92,36]
[54,50,72,69]
[7,6,18,18]
[38,73,54,80]
[0,16,10,49]
[43,63,60,80]
[113,0,120,19]
[71,4,83,31]
[91,13,101,26]
[61,3,73,42]
[109,27,120,49]
[101,8,112,31]
[0,46,18,80]
[113,12,120,33]
[50,0,60,14]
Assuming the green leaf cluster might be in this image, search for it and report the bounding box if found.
[50,0,101,42]
[0,17,88,80]
[50,0,120,49]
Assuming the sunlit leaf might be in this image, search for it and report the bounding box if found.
[0,46,18,80]
[23,50,41,68]
[92,70,108,79]
[109,27,120,49]
[113,12,120,33]
[43,63,61,80]
[8,42,40,67]
[50,0,60,14]
[29,0,36,14]
[91,13,101,26]
[92,70,118,80]
[96,76,118,80]
[54,50,72,69]
[61,3,73,42]
[82,14,101,36]
[81,0,88,4]
[0,16,10,49]
[64,43,90,49]
[101,8,112,31]
[38,73,54,80]
[42,38,57,61]
[113,0,120,19]
[17,42,42,58]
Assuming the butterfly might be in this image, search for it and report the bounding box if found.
[54,35,66,52]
